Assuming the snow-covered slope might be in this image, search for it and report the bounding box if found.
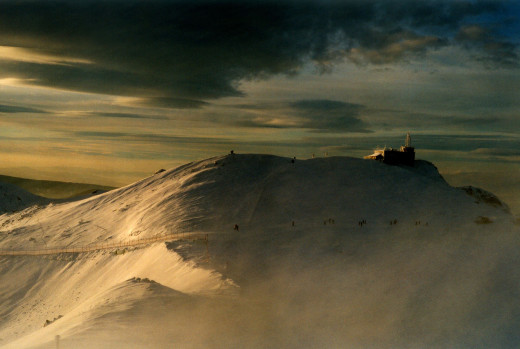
[0,154,510,250]
[0,154,518,348]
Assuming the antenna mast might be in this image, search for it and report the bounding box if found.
[405,133,411,148]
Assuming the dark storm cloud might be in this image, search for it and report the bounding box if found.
[0,1,515,107]
[0,104,47,114]
[290,99,370,133]
[231,99,370,132]
[456,25,519,67]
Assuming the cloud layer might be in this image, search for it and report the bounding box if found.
[0,104,47,114]
[0,1,516,107]
[231,99,370,133]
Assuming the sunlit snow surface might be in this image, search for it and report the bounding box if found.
[0,154,518,348]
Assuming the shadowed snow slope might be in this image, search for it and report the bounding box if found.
[0,154,518,348]
[0,182,46,213]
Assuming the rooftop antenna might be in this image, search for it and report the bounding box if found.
[405,132,411,148]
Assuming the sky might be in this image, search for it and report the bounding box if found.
[0,0,518,214]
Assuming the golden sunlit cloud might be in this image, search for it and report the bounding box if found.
[0,77,35,87]
[0,45,92,66]
[112,96,148,107]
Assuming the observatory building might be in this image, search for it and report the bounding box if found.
[364,133,415,166]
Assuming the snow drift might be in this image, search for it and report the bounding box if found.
[0,154,518,348]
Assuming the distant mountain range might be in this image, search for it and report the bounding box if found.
[0,174,115,200]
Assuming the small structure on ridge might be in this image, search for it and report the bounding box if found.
[364,133,415,166]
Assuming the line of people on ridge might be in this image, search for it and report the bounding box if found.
[233,218,430,231]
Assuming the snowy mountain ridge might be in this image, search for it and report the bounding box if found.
[0,154,518,349]
[1,153,510,251]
